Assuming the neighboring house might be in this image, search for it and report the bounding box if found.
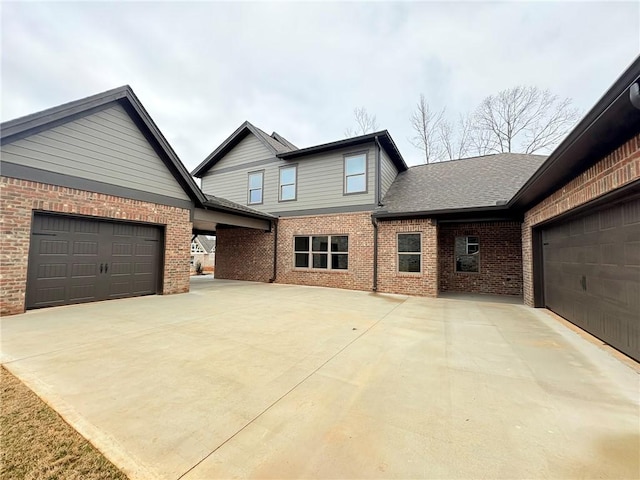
[0,86,273,316]
[193,57,640,361]
[191,235,216,272]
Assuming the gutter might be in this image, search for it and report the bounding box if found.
[372,204,512,220]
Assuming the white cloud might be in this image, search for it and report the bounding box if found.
[2,1,638,169]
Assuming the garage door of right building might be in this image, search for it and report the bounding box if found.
[542,197,640,361]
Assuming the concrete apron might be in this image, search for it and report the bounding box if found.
[1,278,638,479]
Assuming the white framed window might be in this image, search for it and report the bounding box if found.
[279,165,297,202]
[294,235,348,270]
[248,171,264,205]
[344,153,367,194]
[455,236,479,272]
[191,242,205,254]
[398,233,421,273]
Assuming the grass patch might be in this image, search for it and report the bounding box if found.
[1,366,128,480]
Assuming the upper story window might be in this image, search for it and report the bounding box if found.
[279,165,297,202]
[455,236,479,272]
[344,153,367,194]
[398,233,421,273]
[248,170,264,205]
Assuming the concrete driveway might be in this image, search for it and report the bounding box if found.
[2,278,638,480]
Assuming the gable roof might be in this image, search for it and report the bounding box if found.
[277,130,408,172]
[192,121,295,176]
[1,87,275,224]
[1,85,206,205]
[377,153,547,217]
[194,235,216,253]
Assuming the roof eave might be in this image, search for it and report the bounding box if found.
[201,200,275,221]
[277,130,408,172]
[373,204,513,220]
[509,55,640,211]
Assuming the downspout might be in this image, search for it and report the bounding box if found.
[270,219,278,283]
[371,136,382,292]
[371,215,378,292]
[374,136,382,206]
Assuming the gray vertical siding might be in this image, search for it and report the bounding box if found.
[201,140,377,214]
[380,148,399,198]
[1,104,190,200]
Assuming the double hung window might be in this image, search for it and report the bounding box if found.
[248,171,264,204]
[455,236,479,272]
[279,165,297,201]
[344,154,367,194]
[398,233,421,273]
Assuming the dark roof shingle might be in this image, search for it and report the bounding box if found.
[204,195,275,219]
[380,153,547,214]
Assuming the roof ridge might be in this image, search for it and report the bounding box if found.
[407,152,548,169]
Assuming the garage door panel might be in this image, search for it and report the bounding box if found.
[542,197,640,361]
[625,242,640,265]
[27,214,162,309]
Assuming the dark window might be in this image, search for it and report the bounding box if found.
[398,233,421,273]
[455,236,479,272]
[294,235,348,270]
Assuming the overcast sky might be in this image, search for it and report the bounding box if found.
[2,1,638,170]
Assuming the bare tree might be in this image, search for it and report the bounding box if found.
[440,113,473,160]
[473,86,580,154]
[409,94,445,164]
[344,107,378,137]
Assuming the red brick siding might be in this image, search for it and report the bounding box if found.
[376,218,438,297]
[215,227,274,282]
[0,176,192,316]
[522,133,640,306]
[438,222,522,296]
[276,212,374,291]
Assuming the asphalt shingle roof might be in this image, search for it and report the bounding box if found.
[204,195,275,219]
[253,125,295,154]
[380,153,547,214]
[195,235,216,252]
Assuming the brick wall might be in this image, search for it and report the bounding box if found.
[276,212,374,291]
[438,222,523,296]
[0,176,192,316]
[522,133,640,306]
[215,226,274,282]
[376,218,438,296]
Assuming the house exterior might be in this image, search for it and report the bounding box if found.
[2,59,638,361]
[0,86,273,316]
[192,123,545,299]
[193,57,640,361]
[191,235,215,272]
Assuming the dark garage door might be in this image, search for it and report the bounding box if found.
[542,197,640,361]
[26,213,163,309]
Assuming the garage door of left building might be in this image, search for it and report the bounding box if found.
[26,213,163,309]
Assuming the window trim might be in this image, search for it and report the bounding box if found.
[397,232,422,274]
[278,164,298,202]
[247,170,264,205]
[293,234,349,271]
[455,235,480,274]
[343,151,369,196]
